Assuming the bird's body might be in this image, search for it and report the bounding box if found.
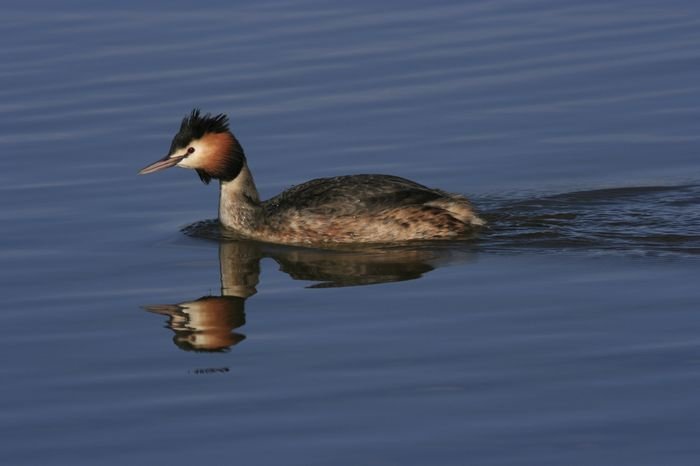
[140,110,484,246]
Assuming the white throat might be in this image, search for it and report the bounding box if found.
[218,163,263,237]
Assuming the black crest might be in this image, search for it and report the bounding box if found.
[168,108,230,154]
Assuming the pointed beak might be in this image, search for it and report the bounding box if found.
[138,154,185,175]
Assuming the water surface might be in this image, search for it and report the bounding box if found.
[2,1,700,465]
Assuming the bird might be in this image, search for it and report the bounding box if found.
[139,109,485,246]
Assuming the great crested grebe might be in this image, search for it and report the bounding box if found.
[139,109,485,245]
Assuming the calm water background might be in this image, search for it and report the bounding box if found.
[2,1,700,464]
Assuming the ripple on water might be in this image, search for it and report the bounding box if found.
[481,184,700,257]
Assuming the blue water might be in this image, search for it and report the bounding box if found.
[2,1,700,465]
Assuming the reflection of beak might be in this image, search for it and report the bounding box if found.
[138,154,184,175]
[142,304,183,314]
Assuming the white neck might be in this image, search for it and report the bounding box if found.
[218,163,263,237]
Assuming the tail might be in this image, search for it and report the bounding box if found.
[426,194,486,227]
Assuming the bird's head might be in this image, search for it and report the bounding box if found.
[139,109,246,184]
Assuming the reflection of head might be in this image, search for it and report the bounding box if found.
[145,296,246,352]
[173,332,245,353]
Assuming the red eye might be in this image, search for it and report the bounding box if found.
[187,147,195,154]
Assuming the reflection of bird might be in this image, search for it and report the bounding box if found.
[271,248,437,287]
[144,296,246,352]
[140,109,485,246]
[143,240,474,352]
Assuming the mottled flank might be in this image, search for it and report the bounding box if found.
[249,174,485,245]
